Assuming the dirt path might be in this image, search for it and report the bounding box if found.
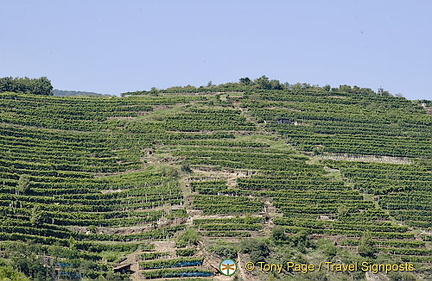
[123,249,142,281]
[262,198,282,236]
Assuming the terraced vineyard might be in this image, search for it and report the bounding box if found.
[0,83,431,281]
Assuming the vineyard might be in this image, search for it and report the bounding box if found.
[0,84,431,281]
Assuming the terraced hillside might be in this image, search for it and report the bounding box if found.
[0,84,431,281]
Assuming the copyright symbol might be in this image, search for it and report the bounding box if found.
[245,262,255,271]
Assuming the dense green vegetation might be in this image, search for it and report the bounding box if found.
[0,77,53,95]
[0,77,431,280]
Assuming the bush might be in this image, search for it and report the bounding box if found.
[388,272,417,281]
[271,226,287,242]
[290,230,313,253]
[358,232,376,258]
[176,228,200,248]
[323,243,337,258]
[208,240,238,259]
[240,238,269,263]
[0,266,30,281]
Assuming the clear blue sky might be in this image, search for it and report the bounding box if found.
[1,1,431,100]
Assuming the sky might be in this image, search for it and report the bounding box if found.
[0,0,431,100]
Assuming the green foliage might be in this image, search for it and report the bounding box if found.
[155,165,180,178]
[8,252,52,281]
[254,75,284,90]
[387,271,417,281]
[139,257,203,269]
[176,228,200,248]
[30,205,44,226]
[100,272,130,281]
[337,204,349,220]
[16,175,30,195]
[207,240,238,259]
[68,236,77,250]
[87,225,97,234]
[358,231,376,258]
[176,248,197,257]
[240,238,270,263]
[324,245,337,259]
[290,230,313,253]
[0,77,53,95]
[271,226,287,242]
[142,268,213,279]
[0,266,30,281]
[239,77,252,85]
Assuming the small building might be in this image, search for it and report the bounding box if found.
[113,263,133,274]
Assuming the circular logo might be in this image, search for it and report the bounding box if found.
[219,259,237,276]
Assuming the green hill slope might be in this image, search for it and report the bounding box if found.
[0,84,431,281]
[52,89,110,97]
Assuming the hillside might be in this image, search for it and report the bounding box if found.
[53,89,110,97]
[0,83,431,281]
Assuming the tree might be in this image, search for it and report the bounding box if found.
[271,226,287,242]
[323,84,331,91]
[176,228,200,247]
[0,266,30,281]
[0,77,14,92]
[269,79,283,90]
[254,75,271,89]
[290,230,311,253]
[16,175,30,195]
[68,236,77,250]
[323,243,337,258]
[240,238,270,263]
[239,77,252,85]
[254,75,284,90]
[32,77,53,95]
[290,82,312,91]
[358,231,376,258]
[30,206,44,226]
[339,84,352,93]
[0,76,53,95]
[10,254,51,281]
